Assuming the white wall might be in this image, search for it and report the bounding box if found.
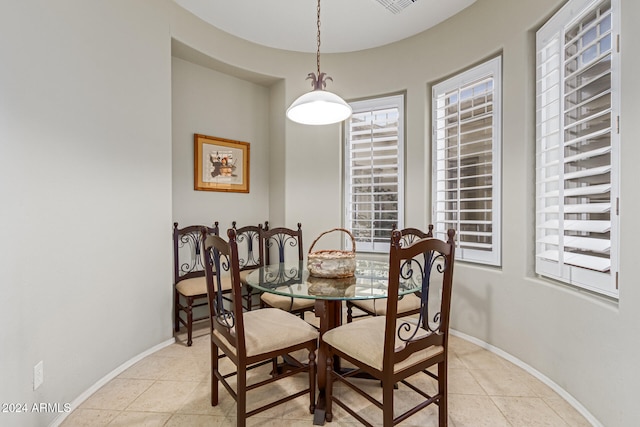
[0,1,173,426]
[171,56,271,230]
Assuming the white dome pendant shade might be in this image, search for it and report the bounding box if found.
[287,75,352,125]
[286,0,352,126]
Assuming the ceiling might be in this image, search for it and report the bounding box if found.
[173,0,476,53]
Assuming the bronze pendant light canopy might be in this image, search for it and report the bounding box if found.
[286,0,352,125]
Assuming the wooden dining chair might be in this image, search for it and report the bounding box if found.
[173,221,227,346]
[258,223,316,318]
[232,220,269,311]
[202,228,318,426]
[323,229,456,426]
[346,225,434,322]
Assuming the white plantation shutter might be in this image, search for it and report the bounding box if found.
[345,94,404,253]
[535,0,619,297]
[432,57,502,266]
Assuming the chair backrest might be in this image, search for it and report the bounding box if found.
[391,224,434,247]
[258,223,304,265]
[232,220,268,271]
[384,229,456,368]
[202,228,247,355]
[173,222,219,284]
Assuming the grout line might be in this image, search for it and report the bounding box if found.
[450,329,602,427]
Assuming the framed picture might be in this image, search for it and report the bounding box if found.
[194,134,250,193]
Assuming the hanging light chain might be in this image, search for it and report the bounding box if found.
[316,0,321,76]
[305,0,332,90]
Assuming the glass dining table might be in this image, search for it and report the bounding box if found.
[245,258,423,425]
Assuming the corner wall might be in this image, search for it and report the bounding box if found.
[0,1,174,426]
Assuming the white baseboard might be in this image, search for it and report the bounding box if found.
[49,337,176,427]
[450,329,602,427]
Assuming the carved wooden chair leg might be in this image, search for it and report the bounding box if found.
[346,303,353,323]
[308,350,317,413]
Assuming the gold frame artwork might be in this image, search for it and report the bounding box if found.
[194,134,250,193]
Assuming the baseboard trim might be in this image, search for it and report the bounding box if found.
[49,337,176,427]
[450,329,601,427]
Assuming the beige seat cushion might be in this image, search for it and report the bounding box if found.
[239,269,252,285]
[260,293,315,311]
[176,275,232,297]
[322,316,443,372]
[350,293,421,316]
[213,308,318,357]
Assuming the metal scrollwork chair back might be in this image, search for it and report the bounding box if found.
[258,223,315,318]
[346,224,434,323]
[232,220,269,311]
[172,221,221,346]
[323,228,456,427]
[202,228,319,426]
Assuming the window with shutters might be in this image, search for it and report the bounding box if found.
[432,57,502,266]
[344,94,404,253]
[535,0,619,298]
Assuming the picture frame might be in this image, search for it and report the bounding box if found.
[194,134,250,193]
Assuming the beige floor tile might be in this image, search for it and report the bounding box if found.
[79,378,154,410]
[521,375,564,400]
[448,394,511,427]
[165,413,229,426]
[281,395,316,421]
[61,336,591,427]
[545,397,593,427]
[492,395,570,426]
[448,368,486,395]
[117,355,180,380]
[449,335,482,355]
[154,341,201,359]
[174,322,210,346]
[60,408,120,426]
[447,352,467,369]
[176,379,235,416]
[403,370,439,396]
[158,355,209,382]
[457,348,510,371]
[107,410,172,426]
[126,380,201,412]
[241,416,311,426]
[470,368,537,397]
[393,388,441,427]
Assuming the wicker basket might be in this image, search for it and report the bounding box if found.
[307,275,356,297]
[307,228,356,278]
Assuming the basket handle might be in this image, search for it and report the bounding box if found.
[308,228,356,254]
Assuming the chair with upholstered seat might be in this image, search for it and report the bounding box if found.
[232,220,269,311]
[173,222,228,346]
[258,223,316,318]
[346,225,434,323]
[324,229,456,426]
[202,228,318,426]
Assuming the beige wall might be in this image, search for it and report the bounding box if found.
[0,1,174,426]
[171,56,271,230]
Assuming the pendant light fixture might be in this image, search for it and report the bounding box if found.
[286,0,352,125]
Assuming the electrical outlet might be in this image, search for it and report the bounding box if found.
[34,361,44,390]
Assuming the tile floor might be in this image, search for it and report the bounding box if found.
[61,315,592,427]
